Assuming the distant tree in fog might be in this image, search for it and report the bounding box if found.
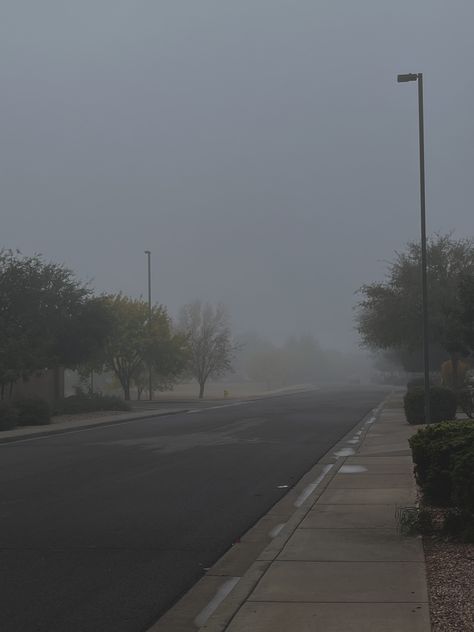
[179,301,235,398]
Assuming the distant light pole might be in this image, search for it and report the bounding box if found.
[144,250,152,401]
[397,72,430,423]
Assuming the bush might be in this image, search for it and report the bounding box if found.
[451,446,474,515]
[404,386,457,424]
[0,401,18,431]
[409,420,474,506]
[14,397,51,426]
[57,393,130,415]
[407,377,432,391]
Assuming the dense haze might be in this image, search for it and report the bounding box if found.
[1,1,473,349]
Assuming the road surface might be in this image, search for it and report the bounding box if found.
[0,387,387,631]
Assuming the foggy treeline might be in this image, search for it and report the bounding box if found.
[234,333,369,389]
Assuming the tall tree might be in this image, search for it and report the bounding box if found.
[103,295,187,400]
[357,234,474,384]
[179,301,234,398]
[0,250,110,399]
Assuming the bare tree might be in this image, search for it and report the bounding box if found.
[179,301,234,398]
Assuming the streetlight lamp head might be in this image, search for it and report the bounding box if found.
[144,250,151,255]
[397,73,418,83]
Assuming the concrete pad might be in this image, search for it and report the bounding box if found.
[250,561,428,603]
[208,542,267,576]
[226,602,431,632]
[330,473,414,489]
[278,528,424,562]
[365,432,416,444]
[301,504,398,529]
[241,514,288,543]
[343,457,413,475]
[357,443,412,457]
[318,487,416,505]
[366,423,414,435]
[346,455,413,465]
[149,574,225,631]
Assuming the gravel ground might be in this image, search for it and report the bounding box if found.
[424,536,474,631]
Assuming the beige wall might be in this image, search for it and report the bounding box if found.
[11,369,64,406]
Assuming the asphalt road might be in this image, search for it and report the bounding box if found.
[0,387,387,632]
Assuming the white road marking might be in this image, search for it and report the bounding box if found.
[194,577,240,627]
[339,465,368,474]
[294,464,334,507]
[333,447,355,457]
[269,523,286,538]
[187,401,246,414]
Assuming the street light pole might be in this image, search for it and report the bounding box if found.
[397,72,431,424]
[144,250,152,401]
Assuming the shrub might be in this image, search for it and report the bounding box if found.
[0,401,18,431]
[404,386,457,424]
[409,420,474,505]
[14,397,51,426]
[451,446,474,515]
[407,377,431,391]
[57,393,130,415]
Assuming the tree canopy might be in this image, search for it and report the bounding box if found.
[103,294,188,400]
[357,234,474,373]
[0,250,111,398]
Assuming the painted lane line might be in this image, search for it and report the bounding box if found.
[187,401,246,414]
[294,464,334,508]
[269,523,286,538]
[194,577,240,628]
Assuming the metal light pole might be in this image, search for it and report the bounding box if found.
[144,250,152,401]
[397,72,431,423]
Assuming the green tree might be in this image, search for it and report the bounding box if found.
[179,301,235,398]
[104,295,187,400]
[357,235,474,384]
[0,250,110,399]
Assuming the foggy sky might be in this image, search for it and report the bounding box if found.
[1,1,473,349]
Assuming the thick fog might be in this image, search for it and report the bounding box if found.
[1,1,473,349]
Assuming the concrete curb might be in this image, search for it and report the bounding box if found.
[197,401,387,632]
[147,397,387,632]
[0,408,190,445]
[0,387,317,446]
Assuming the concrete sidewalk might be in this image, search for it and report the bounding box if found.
[201,395,431,632]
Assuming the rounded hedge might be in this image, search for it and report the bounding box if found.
[404,386,457,424]
[0,401,18,431]
[409,420,474,506]
[14,397,51,426]
[58,394,130,415]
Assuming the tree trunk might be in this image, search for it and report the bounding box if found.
[199,381,205,399]
[53,366,63,402]
[124,382,130,401]
[451,352,459,390]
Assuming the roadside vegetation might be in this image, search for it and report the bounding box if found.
[359,233,474,629]
[0,249,237,427]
